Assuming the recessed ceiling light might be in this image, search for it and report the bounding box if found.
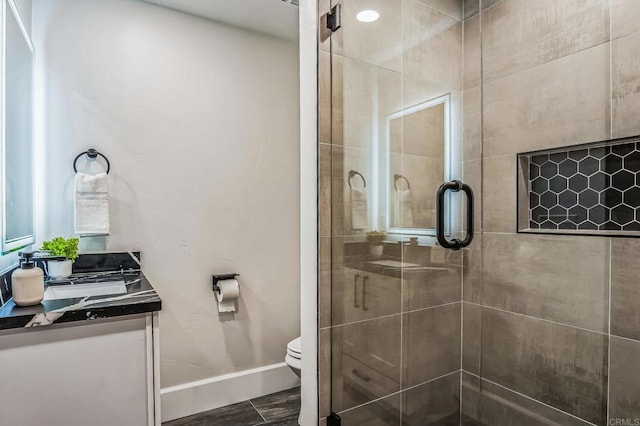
[356,10,380,23]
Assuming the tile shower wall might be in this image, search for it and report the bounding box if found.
[459,0,640,424]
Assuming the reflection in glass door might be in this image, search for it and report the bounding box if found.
[319,0,479,424]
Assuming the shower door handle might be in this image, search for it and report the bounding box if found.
[436,180,474,251]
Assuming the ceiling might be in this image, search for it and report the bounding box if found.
[142,0,299,42]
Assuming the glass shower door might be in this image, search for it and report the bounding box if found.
[319,0,479,424]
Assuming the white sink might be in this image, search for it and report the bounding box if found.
[44,281,127,300]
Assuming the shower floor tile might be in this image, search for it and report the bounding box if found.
[162,386,300,426]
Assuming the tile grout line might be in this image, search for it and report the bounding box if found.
[482,38,611,88]
[462,370,598,426]
[478,0,486,421]
[248,399,268,424]
[465,301,609,337]
[460,4,467,423]
[399,1,405,423]
[413,0,465,23]
[402,369,461,393]
[607,0,613,418]
[336,369,461,417]
[464,0,505,21]
[319,300,462,330]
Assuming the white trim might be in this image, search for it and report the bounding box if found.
[299,0,319,425]
[145,314,155,426]
[145,312,161,426]
[160,362,300,423]
[152,312,161,425]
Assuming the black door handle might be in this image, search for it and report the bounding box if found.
[362,276,369,311]
[436,180,474,251]
[354,274,361,308]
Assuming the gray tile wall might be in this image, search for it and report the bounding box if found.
[459,0,640,424]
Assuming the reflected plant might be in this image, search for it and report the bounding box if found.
[365,230,386,246]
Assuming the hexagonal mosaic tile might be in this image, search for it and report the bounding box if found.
[527,141,640,232]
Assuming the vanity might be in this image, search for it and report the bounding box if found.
[0,252,162,426]
[334,242,461,412]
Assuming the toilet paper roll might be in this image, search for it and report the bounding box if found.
[216,279,240,313]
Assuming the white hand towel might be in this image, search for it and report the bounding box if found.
[394,189,414,228]
[350,187,369,230]
[74,172,110,235]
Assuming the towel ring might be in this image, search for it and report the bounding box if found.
[394,174,410,191]
[73,149,111,174]
[348,170,366,188]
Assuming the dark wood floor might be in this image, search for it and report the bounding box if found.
[163,386,300,426]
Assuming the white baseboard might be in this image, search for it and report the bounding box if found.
[160,362,301,422]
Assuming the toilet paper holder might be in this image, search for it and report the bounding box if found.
[212,273,239,293]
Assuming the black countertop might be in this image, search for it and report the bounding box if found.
[0,252,161,330]
[345,256,456,279]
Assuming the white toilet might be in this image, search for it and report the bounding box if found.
[285,336,302,377]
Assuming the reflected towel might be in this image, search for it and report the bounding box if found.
[74,172,110,235]
[350,187,369,230]
[394,189,414,227]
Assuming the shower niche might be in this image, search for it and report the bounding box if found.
[518,135,640,235]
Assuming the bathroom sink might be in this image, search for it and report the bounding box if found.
[43,281,127,300]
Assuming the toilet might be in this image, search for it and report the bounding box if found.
[285,336,301,377]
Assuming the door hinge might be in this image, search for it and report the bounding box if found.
[327,4,342,32]
[328,412,341,426]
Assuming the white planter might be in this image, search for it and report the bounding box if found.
[47,260,73,279]
[369,245,384,259]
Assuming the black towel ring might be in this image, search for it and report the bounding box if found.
[73,149,110,174]
[348,170,366,188]
[394,174,410,191]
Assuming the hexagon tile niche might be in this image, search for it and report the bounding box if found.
[518,136,640,235]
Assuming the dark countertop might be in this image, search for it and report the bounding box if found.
[345,256,456,279]
[0,252,161,331]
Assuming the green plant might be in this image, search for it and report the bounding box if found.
[41,237,80,261]
[366,230,386,246]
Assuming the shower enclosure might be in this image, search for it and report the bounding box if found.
[318,0,640,424]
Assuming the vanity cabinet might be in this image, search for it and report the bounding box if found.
[0,313,160,426]
[337,267,402,409]
[341,267,401,324]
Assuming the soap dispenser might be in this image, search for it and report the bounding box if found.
[12,252,45,306]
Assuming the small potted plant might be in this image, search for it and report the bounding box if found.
[41,237,80,279]
[366,230,386,259]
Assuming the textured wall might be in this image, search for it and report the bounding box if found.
[32,0,300,388]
